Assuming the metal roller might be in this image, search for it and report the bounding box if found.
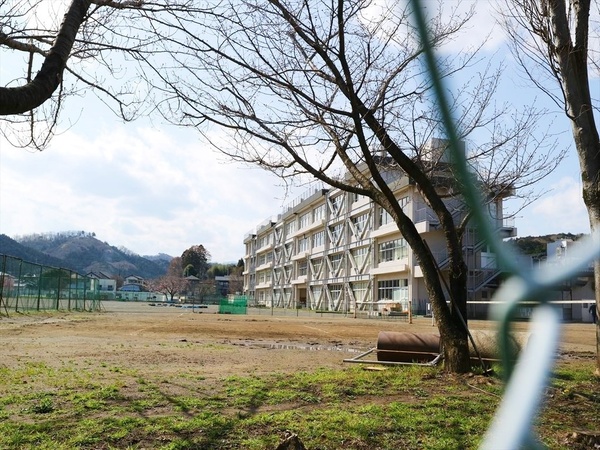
[375,330,530,363]
[376,331,441,363]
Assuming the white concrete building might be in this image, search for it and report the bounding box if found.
[243,160,516,316]
[545,239,595,322]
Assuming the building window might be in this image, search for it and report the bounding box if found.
[258,270,266,284]
[378,238,408,262]
[313,204,325,222]
[378,279,408,301]
[312,230,325,247]
[329,283,343,299]
[284,242,294,259]
[351,281,368,301]
[284,288,292,303]
[330,195,342,214]
[285,220,296,236]
[379,207,393,226]
[378,197,409,227]
[329,222,344,243]
[258,233,271,249]
[275,227,283,244]
[311,258,323,276]
[311,285,322,302]
[297,236,310,253]
[297,260,308,276]
[329,253,344,272]
[257,252,273,266]
[352,246,369,268]
[352,213,369,233]
[299,211,311,229]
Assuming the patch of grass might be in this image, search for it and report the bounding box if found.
[0,359,596,449]
[28,396,55,414]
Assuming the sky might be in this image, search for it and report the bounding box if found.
[0,1,595,263]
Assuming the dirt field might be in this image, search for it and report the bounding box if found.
[0,301,595,379]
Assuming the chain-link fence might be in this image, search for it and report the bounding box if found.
[0,254,102,315]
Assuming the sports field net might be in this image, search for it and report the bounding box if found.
[0,254,102,315]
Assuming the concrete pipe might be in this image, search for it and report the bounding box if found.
[376,330,530,363]
[468,330,530,361]
[376,331,441,363]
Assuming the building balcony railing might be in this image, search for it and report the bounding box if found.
[291,251,309,261]
[370,223,400,238]
[256,242,274,254]
[256,261,274,272]
[291,275,308,285]
[371,260,408,275]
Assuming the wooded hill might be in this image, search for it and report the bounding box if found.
[510,232,586,257]
[0,232,171,279]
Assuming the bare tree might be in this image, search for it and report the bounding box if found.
[498,0,600,375]
[167,256,183,277]
[0,0,91,115]
[0,0,194,148]
[1,0,565,372]
[140,0,563,372]
[150,275,188,302]
[228,261,245,295]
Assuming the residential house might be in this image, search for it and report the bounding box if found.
[86,271,116,296]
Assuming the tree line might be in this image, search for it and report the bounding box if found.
[150,244,243,302]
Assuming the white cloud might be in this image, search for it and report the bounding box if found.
[516,177,590,237]
[359,0,506,55]
[0,123,292,262]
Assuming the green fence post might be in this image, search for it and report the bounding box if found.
[55,271,61,311]
[0,255,8,316]
[36,264,43,312]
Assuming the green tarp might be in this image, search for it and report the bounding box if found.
[218,296,247,314]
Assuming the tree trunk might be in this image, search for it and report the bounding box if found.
[441,260,471,372]
[544,0,600,375]
[0,0,92,115]
[575,124,600,377]
[413,233,471,373]
[367,118,473,373]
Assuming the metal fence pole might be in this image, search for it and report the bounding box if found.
[0,255,8,316]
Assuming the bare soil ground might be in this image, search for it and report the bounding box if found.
[0,301,595,379]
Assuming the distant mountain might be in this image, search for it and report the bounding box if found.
[144,253,173,263]
[1,231,171,279]
[0,234,74,269]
